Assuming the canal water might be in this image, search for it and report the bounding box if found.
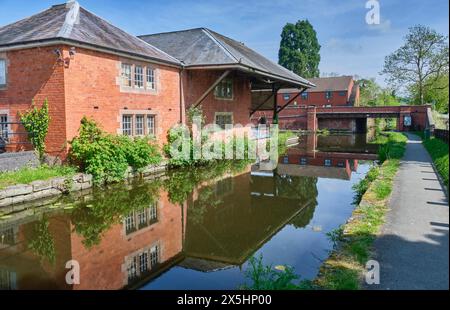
[0,134,378,290]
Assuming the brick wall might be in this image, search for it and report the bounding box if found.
[0,45,182,156]
[70,191,183,290]
[63,46,181,149]
[183,70,252,126]
[0,46,67,154]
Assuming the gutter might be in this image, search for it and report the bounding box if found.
[185,63,315,89]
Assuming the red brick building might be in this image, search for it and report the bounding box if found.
[0,2,313,156]
[253,76,360,130]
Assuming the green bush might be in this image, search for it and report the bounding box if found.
[163,126,256,168]
[242,255,314,290]
[423,137,449,187]
[20,99,50,161]
[69,117,162,184]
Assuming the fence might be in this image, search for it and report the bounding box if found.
[0,119,32,153]
[434,129,449,144]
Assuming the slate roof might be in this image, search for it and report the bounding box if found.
[0,2,180,65]
[139,28,314,88]
[281,76,354,93]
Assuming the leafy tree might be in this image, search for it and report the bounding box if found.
[20,99,50,162]
[359,78,382,106]
[359,78,400,106]
[278,20,321,78]
[409,74,449,113]
[381,25,449,105]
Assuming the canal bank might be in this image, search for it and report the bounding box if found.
[314,132,407,290]
[368,133,449,290]
[0,133,377,290]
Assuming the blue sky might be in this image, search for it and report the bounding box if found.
[0,0,448,86]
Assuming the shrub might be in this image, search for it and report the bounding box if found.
[163,126,256,168]
[120,136,162,170]
[242,255,314,290]
[423,137,449,187]
[69,117,162,184]
[20,99,50,161]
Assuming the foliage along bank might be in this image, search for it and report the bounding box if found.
[314,132,407,289]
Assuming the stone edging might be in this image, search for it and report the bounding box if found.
[0,173,93,207]
[0,162,167,208]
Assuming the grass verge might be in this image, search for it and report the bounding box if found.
[314,132,407,290]
[0,165,77,190]
[422,136,448,188]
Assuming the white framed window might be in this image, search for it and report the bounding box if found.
[150,245,160,268]
[121,113,157,137]
[0,114,8,141]
[127,257,138,281]
[146,67,155,90]
[134,66,144,88]
[147,115,155,136]
[0,59,6,87]
[137,209,148,227]
[124,204,159,235]
[139,252,149,274]
[149,204,158,223]
[214,79,233,99]
[122,115,133,136]
[325,91,333,99]
[126,244,160,283]
[215,112,233,130]
[121,63,132,87]
[135,115,145,136]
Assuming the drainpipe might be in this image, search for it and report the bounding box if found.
[179,66,186,125]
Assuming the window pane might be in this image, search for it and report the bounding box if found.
[149,204,158,222]
[121,64,132,87]
[125,213,135,234]
[0,114,8,140]
[135,115,144,136]
[215,79,233,99]
[135,66,144,88]
[122,115,133,136]
[216,114,232,129]
[150,245,159,268]
[139,252,149,274]
[146,68,155,90]
[0,60,5,85]
[128,257,138,280]
[147,116,155,136]
[137,209,148,227]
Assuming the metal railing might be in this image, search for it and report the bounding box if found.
[0,121,33,153]
[434,129,449,144]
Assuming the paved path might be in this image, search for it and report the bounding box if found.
[368,133,449,290]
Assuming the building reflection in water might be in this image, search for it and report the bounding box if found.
[0,134,378,290]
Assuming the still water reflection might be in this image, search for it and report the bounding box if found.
[0,134,378,290]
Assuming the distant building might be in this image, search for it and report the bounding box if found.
[252,76,360,130]
[279,76,360,108]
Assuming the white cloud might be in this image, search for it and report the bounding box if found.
[367,19,392,33]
